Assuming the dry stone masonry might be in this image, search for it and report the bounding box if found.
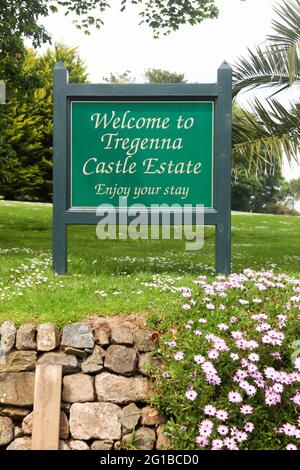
[0,317,170,450]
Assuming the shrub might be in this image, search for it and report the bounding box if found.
[153,269,300,450]
[265,204,300,216]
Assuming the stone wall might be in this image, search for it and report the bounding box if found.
[0,317,169,450]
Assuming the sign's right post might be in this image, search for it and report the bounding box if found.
[215,62,232,274]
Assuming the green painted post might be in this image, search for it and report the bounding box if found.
[215,62,232,274]
[53,61,68,274]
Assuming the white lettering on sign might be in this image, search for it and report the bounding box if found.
[100,133,183,156]
[91,111,170,130]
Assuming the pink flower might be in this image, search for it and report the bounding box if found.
[286,444,297,450]
[217,323,228,330]
[244,422,254,433]
[201,419,214,428]
[235,431,248,443]
[198,420,214,437]
[219,292,228,298]
[174,352,184,361]
[208,349,219,360]
[204,405,216,416]
[239,299,249,305]
[196,436,209,447]
[264,367,277,380]
[194,355,205,365]
[230,353,239,361]
[216,410,228,421]
[240,405,253,415]
[182,304,191,310]
[181,291,191,298]
[193,330,202,336]
[262,330,285,346]
[211,439,223,450]
[282,423,297,436]
[291,392,300,406]
[224,437,239,450]
[206,303,215,310]
[185,389,198,401]
[294,357,300,371]
[272,383,283,394]
[271,351,282,360]
[165,341,176,347]
[218,425,229,436]
[265,389,281,406]
[231,331,243,339]
[244,385,257,397]
[162,372,169,379]
[228,391,243,403]
[248,353,260,362]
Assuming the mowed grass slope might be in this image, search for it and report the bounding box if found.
[0,200,299,326]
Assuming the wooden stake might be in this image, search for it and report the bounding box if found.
[31,364,62,450]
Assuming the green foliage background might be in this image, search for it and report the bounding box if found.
[0,44,88,201]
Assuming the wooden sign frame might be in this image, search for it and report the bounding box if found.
[53,61,232,275]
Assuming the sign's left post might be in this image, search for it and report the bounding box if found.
[53,62,68,274]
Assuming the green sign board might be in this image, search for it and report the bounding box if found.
[70,101,214,209]
[53,61,232,275]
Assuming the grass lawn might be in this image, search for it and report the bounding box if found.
[0,200,299,326]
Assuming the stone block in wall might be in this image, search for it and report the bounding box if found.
[0,351,36,373]
[156,425,171,449]
[0,416,14,447]
[133,330,155,352]
[69,440,90,450]
[0,373,35,406]
[91,440,114,450]
[0,407,31,421]
[16,323,36,350]
[6,436,32,450]
[36,323,60,352]
[70,402,121,441]
[138,353,160,376]
[14,426,24,438]
[37,352,79,374]
[63,347,86,358]
[0,321,16,354]
[94,327,111,346]
[140,406,166,426]
[95,372,150,404]
[61,323,94,349]
[104,345,137,375]
[81,346,105,374]
[62,374,95,403]
[121,427,156,450]
[120,403,141,432]
[111,326,133,345]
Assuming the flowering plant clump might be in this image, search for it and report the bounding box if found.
[154,269,300,450]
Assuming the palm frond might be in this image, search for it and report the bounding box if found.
[268,0,300,83]
[233,47,294,96]
[233,0,300,95]
[233,99,300,175]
